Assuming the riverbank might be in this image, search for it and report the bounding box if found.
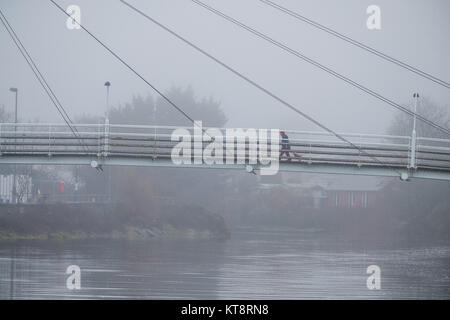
[0,203,230,241]
[241,206,450,242]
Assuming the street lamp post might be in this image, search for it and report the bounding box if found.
[9,88,18,204]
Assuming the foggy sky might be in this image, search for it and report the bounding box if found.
[0,0,449,134]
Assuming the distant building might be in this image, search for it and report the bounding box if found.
[0,174,14,203]
[323,177,386,209]
[256,172,387,210]
[0,174,32,203]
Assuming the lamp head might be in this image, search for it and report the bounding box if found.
[9,87,17,92]
[104,81,111,87]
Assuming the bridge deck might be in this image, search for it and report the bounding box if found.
[1,123,450,180]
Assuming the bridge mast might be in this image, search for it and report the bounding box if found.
[409,93,419,169]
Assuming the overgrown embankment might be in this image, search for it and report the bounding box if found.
[0,203,230,241]
[242,206,450,242]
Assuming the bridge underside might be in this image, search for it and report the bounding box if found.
[1,155,449,181]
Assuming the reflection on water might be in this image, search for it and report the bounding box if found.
[0,227,449,299]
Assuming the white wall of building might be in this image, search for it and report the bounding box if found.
[0,174,32,203]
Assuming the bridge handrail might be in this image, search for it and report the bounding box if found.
[0,122,417,140]
[0,130,414,148]
[1,122,450,146]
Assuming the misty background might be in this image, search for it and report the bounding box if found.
[0,0,449,132]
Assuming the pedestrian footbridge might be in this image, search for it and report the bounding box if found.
[0,123,449,181]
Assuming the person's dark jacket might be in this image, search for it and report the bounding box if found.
[281,133,290,150]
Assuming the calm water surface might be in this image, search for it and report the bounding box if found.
[0,227,449,299]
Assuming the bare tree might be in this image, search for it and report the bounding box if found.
[385,98,450,238]
[0,104,11,122]
[387,97,450,138]
[15,175,31,203]
[0,105,14,175]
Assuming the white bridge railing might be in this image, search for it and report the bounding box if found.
[0,122,450,173]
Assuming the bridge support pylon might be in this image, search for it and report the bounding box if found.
[408,93,419,170]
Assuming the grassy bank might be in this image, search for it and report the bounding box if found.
[0,203,230,241]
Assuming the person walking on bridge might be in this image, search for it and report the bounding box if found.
[279,131,291,159]
[279,130,302,161]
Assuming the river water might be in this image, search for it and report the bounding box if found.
[0,227,449,299]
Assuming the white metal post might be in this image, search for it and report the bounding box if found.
[48,125,52,156]
[11,89,18,203]
[153,104,157,159]
[104,117,109,157]
[97,123,101,157]
[409,93,419,169]
[104,118,111,202]
[104,81,111,202]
